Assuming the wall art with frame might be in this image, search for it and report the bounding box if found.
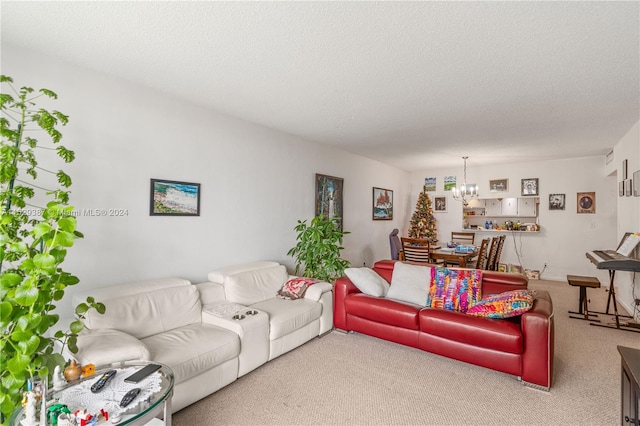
[372,187,393,220]
[434,196,447,212]
[489,178,508,192]
[549,194,565,211]
[577,192,596,214]
[150,178,201,216]
[634,170,640,196]
[521,178,539,196]
[315,173,344,230]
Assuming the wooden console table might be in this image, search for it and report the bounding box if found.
[618,345,640,425]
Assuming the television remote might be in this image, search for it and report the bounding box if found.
[124,364,161,383]
[90,370,116,393]
[119,388,141,407]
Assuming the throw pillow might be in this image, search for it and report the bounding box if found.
[385,262,432,306]
[344,267,390,297]
[426,267,483,313]
[277,277,318,300]
[466,289,536,319]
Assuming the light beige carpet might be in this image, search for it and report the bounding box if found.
[173,279,640,425]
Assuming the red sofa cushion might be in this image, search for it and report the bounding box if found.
[419,308,523,354]
[344,293,420,330]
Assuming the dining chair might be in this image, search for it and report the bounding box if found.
[400,237,432,264]
[389,229,402,260]
[485,237,500,271]
[493,235,506,270]
[474,238,490,270]
[451,231,475,246]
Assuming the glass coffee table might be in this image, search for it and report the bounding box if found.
[10,361,174,426]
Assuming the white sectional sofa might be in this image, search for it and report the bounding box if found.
[70,261,333,412]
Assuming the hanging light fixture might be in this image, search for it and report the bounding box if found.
[451,156,478,207]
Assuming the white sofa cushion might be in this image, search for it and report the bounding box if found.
[385,262,431,306]
[344,267,390,297]
[207,261,280,284]
[83,285,202,339]
[251,298,322,340]
[75,329,151,366]
[72,277,192,307]
[142,323,240,384]
[223,265,288,305]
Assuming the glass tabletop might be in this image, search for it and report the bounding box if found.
[10,361,174,426]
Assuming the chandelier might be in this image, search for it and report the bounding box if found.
[451,156,478,207]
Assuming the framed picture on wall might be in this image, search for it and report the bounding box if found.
[434,196,447,212]
[521,178,539,196]
[577,192,596,214]
[619,181,625,197]
[150,179,201,216]
[634,170,640,196]
[372,187,393,220]
[625,179,633,197]
[549,194,565,211]
[315,173,344,230]
[424,177,436,191]
[489,178,508,192]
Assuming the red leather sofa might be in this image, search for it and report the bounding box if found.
[334,260,554,390]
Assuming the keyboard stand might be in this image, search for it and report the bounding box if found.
[589,270,640,334]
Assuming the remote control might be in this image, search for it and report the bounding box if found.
[124,364,161,383]
[91,370,116,393]
[119,388,141,407]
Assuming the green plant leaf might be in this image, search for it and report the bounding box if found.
[33,253,56,269]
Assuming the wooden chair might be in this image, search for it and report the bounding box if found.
[400,237,432,264]
[474,238,490,270]
[485,237,500,271]
[493,235,506,270]
[451,232,475,246]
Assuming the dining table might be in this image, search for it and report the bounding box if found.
[430,248,478,268]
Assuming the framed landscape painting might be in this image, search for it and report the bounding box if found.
[315,174,344,230]
[150,179,200,216]
[372,187,393,220]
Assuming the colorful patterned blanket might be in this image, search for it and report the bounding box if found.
[426,267,483,312]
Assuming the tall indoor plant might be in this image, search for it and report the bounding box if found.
[0,75,104,424]
[287,214,350,283]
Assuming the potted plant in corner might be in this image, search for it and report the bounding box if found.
[0,75,104,424]
[287,214,351,283]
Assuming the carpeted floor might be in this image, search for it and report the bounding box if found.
[173,279,640,425]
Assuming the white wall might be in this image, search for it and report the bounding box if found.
[410,157,618,282]
[2,45,410,316]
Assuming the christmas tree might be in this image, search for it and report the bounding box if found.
[408,186,438,243]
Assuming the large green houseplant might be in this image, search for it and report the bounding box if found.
[0,75,104,424]
[287,215,350,283]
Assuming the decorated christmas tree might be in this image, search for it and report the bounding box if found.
[408,186,438,243]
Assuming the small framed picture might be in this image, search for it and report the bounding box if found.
[577,192,596,214]
[424,177,436,192]
[549,194,565,211]
[489,178,508,192]
[619,181,625,197]
[434,196,447,212]
[622,159,628,180]
[625,179,633,197]
[372,187,393,220]
[634,170,640,196]
[521,178,539,196]
[316,173,344,230]
[150,179,201,216]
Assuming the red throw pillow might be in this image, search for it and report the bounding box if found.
[276,277,318,300]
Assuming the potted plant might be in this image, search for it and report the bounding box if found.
[287,214,350,283]
[0,75,104,424]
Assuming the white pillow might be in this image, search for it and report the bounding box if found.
[344,267,390,297]
[385,262,432,306]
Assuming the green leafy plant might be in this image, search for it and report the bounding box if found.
[0,75,104,424]
[287,215,351,283]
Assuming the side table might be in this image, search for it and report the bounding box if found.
[618,345,640,426]
[10,361,174,426]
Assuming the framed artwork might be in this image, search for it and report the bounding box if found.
[444,176,456,191]
[622,159,628,180]
[372,187,393,220]
[150,179,200,216]
[315,173,344,230]
[634,170,640,196]
[619,181,625,197]
[577,192,596,214]
[424,177,436,191]
[625,179,633,197]
[434,196,447,212]
[521,178,539,196]
[489,178,508,192]
[549,194,565,211]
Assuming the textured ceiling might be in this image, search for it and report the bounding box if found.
[2,1,639,171]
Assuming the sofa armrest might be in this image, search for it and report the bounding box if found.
[304,282,332,302]
[75,329,151,366]
[521,290,554,389]
[333,276,362,331]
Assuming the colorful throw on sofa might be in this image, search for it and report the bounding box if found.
[426,267,482,312]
